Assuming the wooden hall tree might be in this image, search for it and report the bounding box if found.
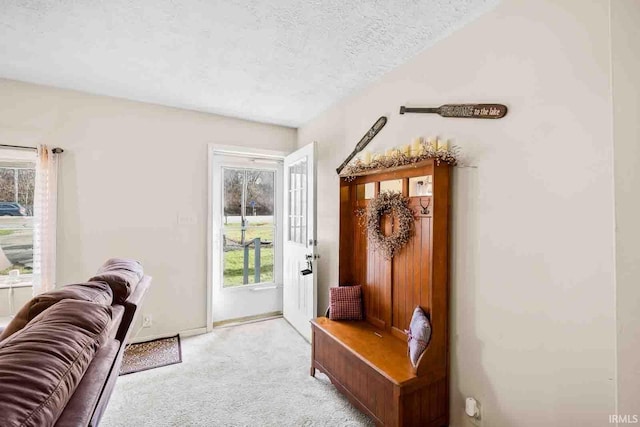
[311,159,451,427]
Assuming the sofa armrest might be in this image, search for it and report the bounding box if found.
[54,340,120,427]
[125,275,151,309]
[115,275,151,344]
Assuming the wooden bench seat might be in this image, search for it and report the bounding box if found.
[310,317,416,386]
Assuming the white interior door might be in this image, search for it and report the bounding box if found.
[283,142,317,341]
[211,152,284,323]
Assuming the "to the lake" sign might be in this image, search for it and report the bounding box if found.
[400,104,508,119]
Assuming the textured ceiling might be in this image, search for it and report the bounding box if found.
[0,0,497,127]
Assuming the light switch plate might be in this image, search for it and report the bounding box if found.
[177,213,197,225]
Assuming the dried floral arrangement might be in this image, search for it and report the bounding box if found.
[359,191,415,259]
[340,142,459,181]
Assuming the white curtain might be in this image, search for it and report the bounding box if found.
[32,145,59,295]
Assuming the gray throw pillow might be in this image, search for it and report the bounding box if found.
[406,306,432,368]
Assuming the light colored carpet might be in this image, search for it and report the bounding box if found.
[101,318,374,427]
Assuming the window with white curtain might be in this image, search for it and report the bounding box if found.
[0,149,36,288]
[0,145,59,295]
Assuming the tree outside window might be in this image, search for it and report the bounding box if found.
[0,160,36,281]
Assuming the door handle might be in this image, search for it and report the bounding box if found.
[301,254,319,275]
[301,255,313,276]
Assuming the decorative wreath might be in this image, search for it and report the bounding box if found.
[362,191,414,259]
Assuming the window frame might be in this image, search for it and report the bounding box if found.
[0,151,37,288]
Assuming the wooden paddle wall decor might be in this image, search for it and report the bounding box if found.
[336,116,387,174]
[400,103,508,119]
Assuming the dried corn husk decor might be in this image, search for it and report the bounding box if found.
[341,142,459,181]
[359,191,414,259]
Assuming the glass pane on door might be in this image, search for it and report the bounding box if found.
[222,168,276,287]
[243,226,274,284]
[287,158,307,245]
[223,169,243,217]
[244,170,275,285]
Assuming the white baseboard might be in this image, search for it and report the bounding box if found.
[179,327,208,338]
[132,326,208,343]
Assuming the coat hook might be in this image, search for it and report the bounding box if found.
[419,198,431,215]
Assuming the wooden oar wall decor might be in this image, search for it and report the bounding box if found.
[336,116,387,174]
[399,103,508,119]
[335,103,507,175]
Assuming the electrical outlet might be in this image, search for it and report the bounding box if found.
[142,315,152,328]
[469,402,481,427]
[466,397,481,426]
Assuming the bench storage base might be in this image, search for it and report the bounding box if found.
[311,320,448,427]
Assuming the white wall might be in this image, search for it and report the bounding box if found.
[611,0,640,418]
[0,79,297,339]
[297,0,616,425]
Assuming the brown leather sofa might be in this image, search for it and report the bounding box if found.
[0,259,151,427]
